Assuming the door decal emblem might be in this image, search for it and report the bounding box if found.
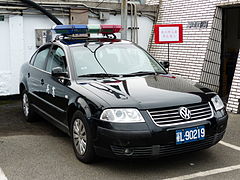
[46,84,55,97]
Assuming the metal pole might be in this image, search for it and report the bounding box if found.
[168,43,170,71]
[134,3,138,44]
[130,3,133,42]
[121,0,128,40]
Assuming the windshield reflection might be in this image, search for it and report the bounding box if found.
[70,42,166,77]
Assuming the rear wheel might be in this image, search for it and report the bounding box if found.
[71,111,95,163]
[22,90,36,122]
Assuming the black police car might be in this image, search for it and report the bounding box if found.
[19,24,228,163]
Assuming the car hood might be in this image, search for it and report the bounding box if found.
[76,74,211,109]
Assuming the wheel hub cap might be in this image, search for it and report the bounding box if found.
[73,119,87,155]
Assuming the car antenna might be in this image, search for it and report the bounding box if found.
[84,42,109,76]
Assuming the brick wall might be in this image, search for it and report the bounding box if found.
[227,54,240,113]
[80,0,160,4]
[77,0,160,4]
[199,7,222,92]
[149,0,218,82]
[148,0,240,113]
[146,0,159,5]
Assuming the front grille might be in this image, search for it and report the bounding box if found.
[111,131,225,158]
[148,102,213,126]
[158,136,214,157]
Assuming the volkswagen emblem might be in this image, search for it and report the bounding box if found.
[179,107,191,120]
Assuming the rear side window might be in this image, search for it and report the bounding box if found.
[33,47,50,70]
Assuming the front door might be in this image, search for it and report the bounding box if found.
[43,45,71,124]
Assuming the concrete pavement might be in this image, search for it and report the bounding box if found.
[0,100,240,180]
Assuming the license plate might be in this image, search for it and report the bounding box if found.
[176,126,205,145]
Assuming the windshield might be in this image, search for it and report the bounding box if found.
[70,42,166,77]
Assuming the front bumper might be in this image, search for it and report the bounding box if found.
[93,113,228,159]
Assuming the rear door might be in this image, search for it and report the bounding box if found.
[28,45,51,111]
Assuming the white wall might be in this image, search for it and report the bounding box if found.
[89,15,153,49]
[0,16,11,95]
[23,15,68,62]
[0,15,67,96]
[0,14,153,96]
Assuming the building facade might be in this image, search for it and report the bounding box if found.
[148,0,240,114]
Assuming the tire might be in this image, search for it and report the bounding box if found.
[71,110,95,163]
[22,90,37,122]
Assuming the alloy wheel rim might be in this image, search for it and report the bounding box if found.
[23,93,29,117]
[73,118,87,155]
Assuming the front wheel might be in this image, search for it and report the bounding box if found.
[71,111,95,163]
[22,91,36,122]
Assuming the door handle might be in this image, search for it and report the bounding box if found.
[41,79,44,85]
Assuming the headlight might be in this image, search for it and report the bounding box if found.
[211,95,224,111]
[100,108,145,123]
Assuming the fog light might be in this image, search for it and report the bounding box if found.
[124,148,133,156]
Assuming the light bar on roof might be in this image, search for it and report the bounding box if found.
[52,24,122,35]
[53,25,88,35]
[88,24,101,33]
[73,25,88,34]
[54,25,74,34]
[101,25,122,34]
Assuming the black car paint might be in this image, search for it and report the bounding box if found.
[76,76,211,110]
[20,39,228,159]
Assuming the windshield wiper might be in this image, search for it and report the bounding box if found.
[78,73,120,77]
[122,71,164,77]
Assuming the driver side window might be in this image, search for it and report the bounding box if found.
[33,46,50,70]
[46,46,67,73]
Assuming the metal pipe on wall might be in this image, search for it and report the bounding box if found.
[21,0,62,25]
[121,0,128,40]
[128,2,138,44]
[130,3,133,42]
[0,11,68,16]
[134,3,138,44]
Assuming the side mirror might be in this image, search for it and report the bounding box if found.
[51,67,68,78]
[160,61,169,69]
